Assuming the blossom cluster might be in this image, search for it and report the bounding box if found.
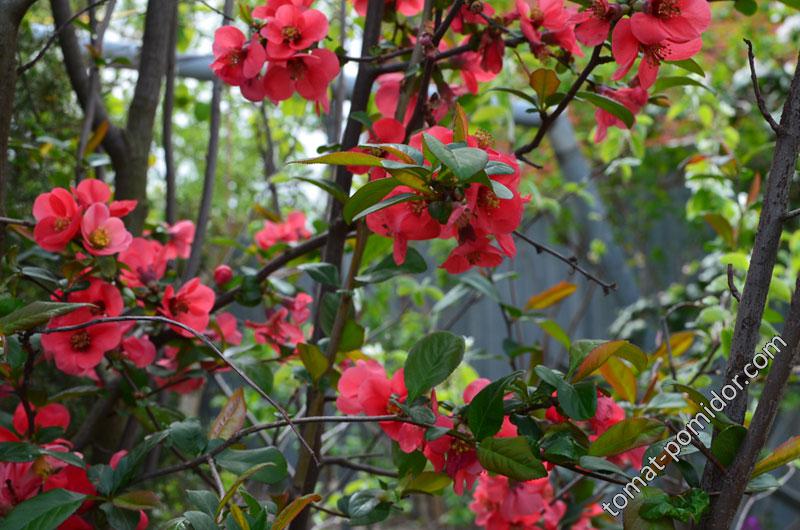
[211,0,338,111]
[336,360,628,528]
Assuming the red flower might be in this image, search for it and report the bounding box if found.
[287,292,312,323]
[262,48,340,112]
[516,0,582,56]
[246,307,305,353]
[68,278,124,317]
[118,237,168,288]
[571,0,620,47]
[353,0,423,17]
[0,462,41,515]
[630,0,711,45]
[347,117,405,177]
[451,2,496,34]
[214,264,234,286]
[593,85,649,141]
[165,220,196,260]
[254,211,311,250]
[211,26,267,85]
[470,474,566,530]
[41,308,122,376]
[73,179,137,217]
[160,278,215,338]
[440,237,505,274]
[261,4,329,60]
[32,188,82,252]
[122,335,157,368]
[154,347,206,394]
[612,18,702,89]
[0,403,70,442]
[211,312,242,346]
[80,203,132,256]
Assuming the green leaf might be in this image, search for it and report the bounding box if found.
[588,418,667,457]
[667,58,705,77]
[422,133,457,168]
[2,489,86,530]
[363,143,424,165]
[490,87,539,108]
[112,490,160,510]
[449,147,489,180]
[298,343,328,383]
[108,431,169,495]
[291,151,384,167]
[208,388,246,441]
[555,380,597,421]
[183,510,218,530]
[0,302,94,335]
[467,372,521,441]
[0,442,85,468]
[342,178,400,224]
[490,179,514,199]
[734,0,757,15]
[652,76,712,94]
[623,487,676,530]
[477,436,547,481]
[577,91,635,128]
[298,263,339,287]
[356,247,427,284]
[292,177,347,204]
[350,192,421,223]
[578,455,633,478]
[404,331,465,402]
[402,471,452,495]
[167,419,207,456]
[215,447,288,484]
[640,489,709,523]
[711,424,747,467]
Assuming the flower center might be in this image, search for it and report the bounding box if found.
[651,0,680,18]
[644,43,668,65]
[468,0,484,14]
[282,26,301,43]
[478,188,500,209]
[474,128,494,149]
[169,297,190,315]
[451,438,472,454]
[70,331,92,351]
[288,59,308,80]
[591,0,608,17]
[88,227,110,249]
[228,51,243,65]
[528,3,544,25]
[53,216,70,232]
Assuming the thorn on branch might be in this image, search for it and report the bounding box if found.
[744,39,782,134]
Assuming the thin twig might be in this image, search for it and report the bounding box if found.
[207,456,226,498]
[513,230,617,293]
[39,314,319,465]
[321,457,399,478]
[744,39,781,133]
[0,216,34,227]
[18,0,111,74]
[661,317,678,380]
[727,263,742,303]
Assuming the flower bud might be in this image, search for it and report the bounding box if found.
[214,264,233,286]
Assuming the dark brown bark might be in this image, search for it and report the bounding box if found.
[0,0,37,251]
[50,0,177,234]
[700,49,800,528]
[289,4,385,529]
[163,5,179,225]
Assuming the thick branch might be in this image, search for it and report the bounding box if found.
[702,49,800,528]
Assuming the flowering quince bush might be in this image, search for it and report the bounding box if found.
[2,0,799,529]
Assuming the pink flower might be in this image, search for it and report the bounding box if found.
[32,188,82,252]
[571,0,620,47]
[68,278,124,317]
[41,308,123,375]
[261,4,329,60]
[366,187,441,265]
[254,0,314,18]
[212,312,242,346]
[160,278,215,338]
[516,0,582,56]
[211,26,267,85]
[375,73,417,124]
[262,48,340,112]
[122,335,157,368]
[336,359,387,414]
[287,292,313,323]
[0,403,70,441]
[630,0,711,45]
[80,203,132,256]
[0,461,41,515]
[254,211,312,250]
[118,237,168,288]
[73,179,111,206]
[246,307,305,353]
[452,2,496,34]
[165,220,196,260]
[612,18,702,89]
[353,0,423,17]
[593,85,649,141]
[470,473,566,530]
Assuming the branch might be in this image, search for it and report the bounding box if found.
[321,457,399,478]
[183,0,234,280]
[39,314,318,465]
[18,0,111,75]
[727,263,741,303]
[163,5,179,224]
[512,230,617,294]
[515,45,609,158]
[0,216,34,227]
[702,48,800,529]
[744,39,781,133]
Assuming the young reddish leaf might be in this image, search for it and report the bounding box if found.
[751,435,800,478]
[529,68,560,104]
[453,103,469,142]
[112,490,160,510]
[703,213,735,247]
[272,493,322,530]
[572,340,647,382]
[298,343,328,383]
[747,172,762,207]
[588,418,667,457]
[654,331,696,358]
[291,151,384,167]
[84,120,109,155]
[525,281,577,310]
[209,387,246,441]
[599,356,637,403]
